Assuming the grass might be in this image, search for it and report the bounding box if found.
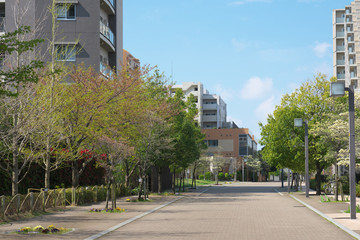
[344,204,360,213]
[175,179,215,188]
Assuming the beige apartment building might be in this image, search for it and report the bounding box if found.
[333,0,359,88]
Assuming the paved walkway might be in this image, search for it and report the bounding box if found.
[0,182,358,239]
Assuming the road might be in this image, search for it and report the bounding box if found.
[101,182,354,240]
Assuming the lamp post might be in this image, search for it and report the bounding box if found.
[294,118,309,198]
[330,81,356,220]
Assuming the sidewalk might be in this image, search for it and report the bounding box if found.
[0,187,209,240]
[275,184,360,236]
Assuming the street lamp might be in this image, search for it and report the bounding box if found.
[294,118,309,198]
[330,81,356,220]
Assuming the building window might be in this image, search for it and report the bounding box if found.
[56,4,76,20]
[206,140,218,147]
[56,44,76,61]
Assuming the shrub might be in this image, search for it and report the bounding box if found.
[225,173,230,180]
[198,175,204,180]
[205,172,212,180]
[218,172,225,181]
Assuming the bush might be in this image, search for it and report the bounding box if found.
[218,172,225,181]
[205,172,213,180]
[224,173,230,180]
[198,175,204,180]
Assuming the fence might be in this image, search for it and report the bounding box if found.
[0,184,128,220]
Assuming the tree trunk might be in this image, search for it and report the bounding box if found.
[172,167,176,194]
[183,170,185,192]
[72,160,79,188]
[157,167,162,194]
[315,164,322,195]
[105,179,110,209]
[335,163,339,201]
[178,174,182,192]
[12,113,19,196]
[112,181,116,209]
[45,141,51,189]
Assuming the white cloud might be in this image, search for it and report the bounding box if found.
[232,38,245,52]
[256,96,276,124]
[313,42,331,58]
[228,0,272,6]
[240,77,273,99]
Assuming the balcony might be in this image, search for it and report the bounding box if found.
[336,32,344,37]
[203,115,217,122]
[0,17,4,32]
[100,21,115,52]
[337,60,345,65]
[349,47,355,53]
[347,27,353,32]
[202,103,217,110]
[336,18,345,23]
[100,0,115,15]
[100,62,113,78]
[350,59,356,65]
[336,46,345,51]
[337,74,345,80]
[351,72,357,78]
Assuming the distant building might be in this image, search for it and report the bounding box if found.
[333,1,359,88]
[172,82,227,129]
[123,49,140,69]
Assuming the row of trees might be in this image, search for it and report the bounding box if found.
[0,22,206,200]
[260,73,360,195]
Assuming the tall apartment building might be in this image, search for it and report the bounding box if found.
[1,0,123,73]
[333,1,359,88]
[172,82,227,129]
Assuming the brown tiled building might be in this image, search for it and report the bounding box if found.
[202,128,257,174]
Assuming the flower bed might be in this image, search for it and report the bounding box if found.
[16,225,72,234]
[89,207,125,213]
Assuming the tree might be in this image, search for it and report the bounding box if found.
[260,73,335,194]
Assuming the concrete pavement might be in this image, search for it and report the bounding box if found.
[0,182,358,239]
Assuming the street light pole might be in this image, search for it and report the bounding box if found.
[330,82,356,220]
[294,118,309,198]
[304,120,309,198]
[348,85,356,220]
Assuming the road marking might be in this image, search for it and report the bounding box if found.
[273,188,283,196]
[289,194,360,240]
[198,187,211,196]
[84,196,184,240]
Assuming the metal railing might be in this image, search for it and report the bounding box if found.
[336,46,345,51]
[336,17,345,23]
[337,74,345,79]
[100,21,115,47]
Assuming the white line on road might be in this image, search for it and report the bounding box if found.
[84,196,185,240]
[289,194,360,240]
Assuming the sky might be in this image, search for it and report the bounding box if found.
[123,0,352,145]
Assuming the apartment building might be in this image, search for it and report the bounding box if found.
[172,82,227,129]
[123,49,140,70]
[333,1,359,88]
[1,0,123,74]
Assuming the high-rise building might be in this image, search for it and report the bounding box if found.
[171,82,227,129]
[333,1,358,88]
[1,0,123,73]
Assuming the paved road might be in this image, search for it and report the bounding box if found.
[102,182,354,240]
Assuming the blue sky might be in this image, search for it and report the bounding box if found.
[123,0,351,144]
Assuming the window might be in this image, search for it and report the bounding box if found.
[56,44,76,61]
[57,4,76,20]
[207,140,218,147]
